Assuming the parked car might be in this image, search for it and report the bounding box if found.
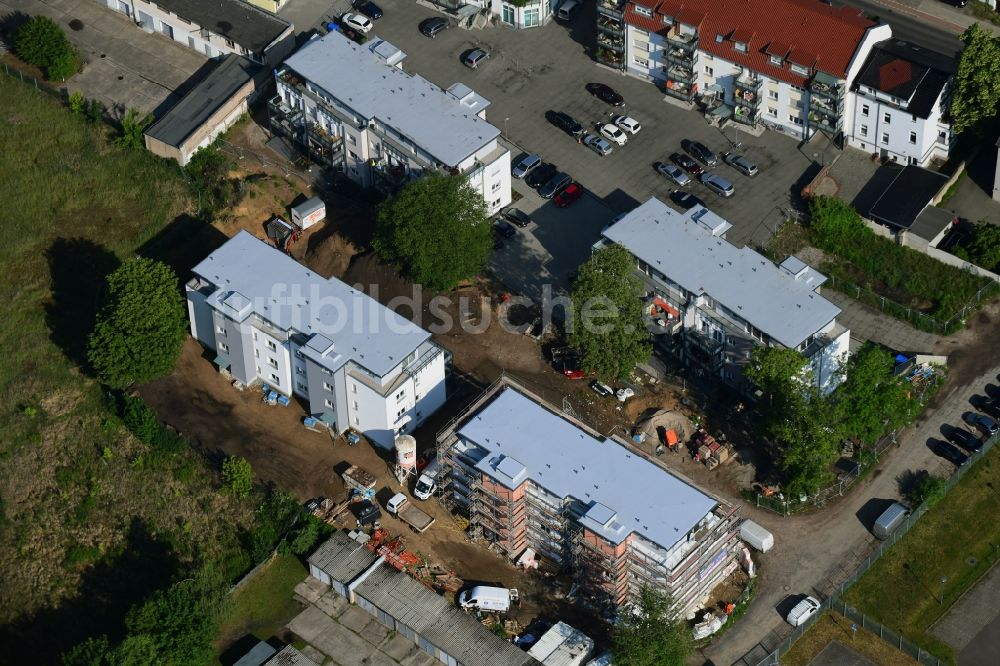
[976,396,1000,419]
[342,13,373,34]
[502,207,531,227]
[549,111,584,136]
[354,0,383,19]
[683,140,718,166]
[932,439,969,466]
[670,152,704,176]
[583,134,613,156]
[560,357,585,380]
[494,219,516,239]
[948,426,983,452]
[538,172,572,199]
[656,162,690,186]
[526,162,558,189]
[554,182,583,207]
[700,172,735,198]
[723,151,759,176]
[590,380,613,397]
[613,115,641,134]
[965,411,999,437]
[671,191,706,210]
[463,48,490,69]
[512,154,541,179]
[585,82,624,106]
[599,123,628,146]
[420,16,449,38]
[786,597,821,627]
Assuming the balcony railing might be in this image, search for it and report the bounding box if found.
[665,31,698,52]
[810,94,839,114]
[734,74,763,95]
[597,34,625,53]
[732,108,759,126]
[595,50,625,70]
[597,3,623,20]
[597,18,624,38]
[663,47,696,68]
[664,65,695,83]
[664,83,695,102]
[809,79,844,101]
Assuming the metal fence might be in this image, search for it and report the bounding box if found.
[747,429,1000,665]
[1,61,63,100]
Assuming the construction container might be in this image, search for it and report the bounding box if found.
[290,196,326,230]
[343,465,377,495]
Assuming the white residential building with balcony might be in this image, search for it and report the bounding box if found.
[269,32,511,214]
[186,231,448,448]
[603,0,890,140]
[598,199,850,395]
[845,39,957,166]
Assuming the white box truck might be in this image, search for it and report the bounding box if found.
[458,586,518,613]
[740,520,774,553]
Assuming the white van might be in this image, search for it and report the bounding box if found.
[557,0,580,21]
[873,502,908,540]
[458,586,515,613]
[785,596,821,627]
[414,459,441,500]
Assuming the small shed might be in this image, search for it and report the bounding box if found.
[291,197,327,230]
[528,622,594,666]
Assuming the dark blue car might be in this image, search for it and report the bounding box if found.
[354,0,382,19]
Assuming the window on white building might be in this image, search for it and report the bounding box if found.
[767,107,777,117]
[216,325,226,336]
[883,112,891,124]
[881,132,889,144]
[636,6,652,17]
[324,382,333,391]
[269,358,278,369]
[346,134,356,145]
[909,131,917,144]
[704,66,714,76]
[325,399,334,408]
[938,130,948,142]
[768,90,778,100]
[860,124,869,137]
[861,104,869,117]
[353,401,358,410]
[789,114,802,125]
[352,383,358,393]
[396,407,406,418]
[633,56,649,68]
[297,382,308,392]
[790,63,809,76]
[266,340,276,351]
[396,389,406,401]
[295,367,305,376]
[271,374,280,384]
[219,342,229,353]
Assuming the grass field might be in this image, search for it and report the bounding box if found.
[0,74,253,661]
[214,553,307,660]
[782,611,917,666]
[842,446,1000,662]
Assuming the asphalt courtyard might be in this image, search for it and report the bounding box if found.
[347,1,818,250]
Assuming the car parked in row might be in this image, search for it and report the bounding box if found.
[354,0,383,19]
[539,172,572,198]
[965,411,999,437]
[512,153,541,179]
[526,162,558,189]
[419,17,449,38]
[342,12,373,34]
[501,207,531,227]
[671,152,704,176]
[723,151,759,176]
[656,162,690,186]
[555,182,583,207]
[549,111,584,137]
[585,82,624,106]
[599,123,628,146]
[948,426,983,452]
[683,139,718,167]
[583,134,613,156]
[700,172,735,198]
[493,219,516,239]
[932,439,969,467]
[786,597,821,627]
[613,115,641,135]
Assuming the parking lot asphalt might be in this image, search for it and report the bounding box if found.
[356,1,819,250]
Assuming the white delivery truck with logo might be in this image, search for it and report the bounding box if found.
[458,586,519,613]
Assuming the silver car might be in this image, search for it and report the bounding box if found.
[700,172,735,198]
[723,152,759,176]
[657,162,690,186]
[512,154,541,179]
[583,134,613,156]
[463,48,490,68]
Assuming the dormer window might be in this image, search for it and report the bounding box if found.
[769,54,783,66]
[734,42,748,53]
[636,7,652,17]
[790,63,809,76]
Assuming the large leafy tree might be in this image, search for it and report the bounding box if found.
[613,586,690,666]
[568,244,651,381]
[374,174,492,291]
[955,222,1000,271]
[834,344,918,445]
[87,257,187,388]
[950,23,1000,135]
[14,15,78,80]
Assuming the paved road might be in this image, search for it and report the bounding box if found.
[703,364,999,665]
[837,0,964,55]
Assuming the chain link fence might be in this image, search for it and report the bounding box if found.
[745,430,999,665]
[1,61,63,100]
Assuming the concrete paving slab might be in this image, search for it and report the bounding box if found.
[380,634,420,662]
[301,644,328,665]
[807,640,876,666]
[316,589,350,619]
[358,617,391,647]
[295,576,329,604]
[337,604,375,634]
[398,650,439,666]
[932,561,1000,652]
[289,605,339,644]
[821,289,941,352]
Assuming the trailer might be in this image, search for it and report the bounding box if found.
[386,493,436,533]
[342,465,377,496]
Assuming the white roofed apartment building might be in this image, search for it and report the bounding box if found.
[268,32,511,214]
[436,379,742,618]
[598,198,850,395]
[186,232,448,448]
[597,0,890,141]
[845,39,957,166]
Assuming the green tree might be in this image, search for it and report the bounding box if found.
[613,586,690,666]
[950,23,1000,135]
[61,636,114,666]
[115,108,154,151]
[87,258,187,388]
[14,15,78,80]
[568,244,651,381]
[185,145,241,219]
[373,174,492,290]
[835,344,918,445]
[955,222,1000,271]
[907,473,947,508]
[221,455,253,500]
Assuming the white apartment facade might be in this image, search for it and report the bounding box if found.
[101,0,294,66]
[845,39,957,166]
[601,0,891,141]
[186,231,448,449]
[269,32,511,214]
[599,199,850,395]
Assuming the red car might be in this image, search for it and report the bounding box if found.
[561,360,585,380]
[554,182,583,207]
